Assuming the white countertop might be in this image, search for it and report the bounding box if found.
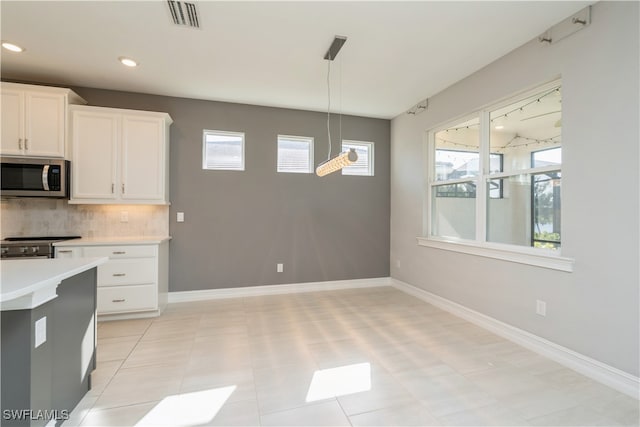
[54,236,171,246]
[0,257,108,311]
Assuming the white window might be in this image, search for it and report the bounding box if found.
[202,130,245,170]
[277,135,313,173]
[421,80,572,272]
[342,140,374,176]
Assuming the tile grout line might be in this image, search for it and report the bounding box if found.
[242,295,265,426]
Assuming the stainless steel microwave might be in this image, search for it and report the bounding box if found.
[0,157,69,198]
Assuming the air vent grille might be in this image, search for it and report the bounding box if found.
[167,1,200,28]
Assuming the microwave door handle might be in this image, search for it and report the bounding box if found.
[42,165,50,191]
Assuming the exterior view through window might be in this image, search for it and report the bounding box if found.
[342,140,374,176]
[202,130,245,171]
[429,82,562,250]
[277,135,313,173]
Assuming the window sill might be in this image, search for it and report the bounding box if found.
[416,237,574,272]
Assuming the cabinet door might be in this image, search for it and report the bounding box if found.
[1,89,25,155]
[121,115,165,201]
[71,111,118,200]
[24,92,66,157]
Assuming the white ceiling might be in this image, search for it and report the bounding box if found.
[1,1,590,119]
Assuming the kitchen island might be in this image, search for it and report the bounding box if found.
[0,257,107,427]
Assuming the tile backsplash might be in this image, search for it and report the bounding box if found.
[0,199,169,238]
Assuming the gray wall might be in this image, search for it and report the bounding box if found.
[390,1,639,376]
[69,88,390,291]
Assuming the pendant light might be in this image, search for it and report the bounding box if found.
[316,35,357,177]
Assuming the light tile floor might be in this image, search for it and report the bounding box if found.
[64,286,639,426]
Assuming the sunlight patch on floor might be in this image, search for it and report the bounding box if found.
[306,362,371,402]
[135,385,236,426]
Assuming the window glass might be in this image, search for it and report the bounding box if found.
[486,175,533,246]
[277,135,313,173]
[532,147,562,168]
[434,117,479,181]
[490,87,561,173]
[342,140,374,176]
[486,172,561,248]
[435,182,476,198]
[431,183,476,240]
[203,130,244,170]
[532,172,562,249]
[428,81,562,252]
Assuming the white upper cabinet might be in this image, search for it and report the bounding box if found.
[69,105,172,205]
[71,109,119,200]
[1,82,86,158]
[121,115,166,202]
[1,89,24,156]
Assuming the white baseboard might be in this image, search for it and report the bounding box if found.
[168,277,392,303]
[391,278,640,400]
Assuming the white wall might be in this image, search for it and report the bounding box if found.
[390,1,639,376]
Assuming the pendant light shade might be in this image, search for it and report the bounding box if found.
[316,149,357,177]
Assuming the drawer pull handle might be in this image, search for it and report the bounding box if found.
[112,299,125,303]
[58,250,72,253]
[112,251,126,255]
[113,273,126,277]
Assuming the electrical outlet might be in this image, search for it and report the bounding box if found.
[536,300,547,317]
[35,317,47,348]
[396,259,401,269]
[177,212,185,222]
[120,211,129,223]
[277,263,284,273]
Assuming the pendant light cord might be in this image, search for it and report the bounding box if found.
[339,54,342,145]
[326,57,332,162]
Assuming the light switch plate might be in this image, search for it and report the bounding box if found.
[35,317,47,348]
[277,263,284,273]
[177,212,185,222]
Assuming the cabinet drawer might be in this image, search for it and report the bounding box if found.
[97,258,156,287]
[84,245,156,259]
[55,247,81,259]
[97,284,157,314]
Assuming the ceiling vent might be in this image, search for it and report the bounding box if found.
[167,1,200,28]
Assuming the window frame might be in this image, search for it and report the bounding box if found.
[434,149,504,199]
[277,134,314,174]
[202,129,245,171]
[341,140,375,176]
[420,80,573,272]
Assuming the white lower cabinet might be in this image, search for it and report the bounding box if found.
[97,284,157,314]
[96,258,157,286]
[55,239,169,318]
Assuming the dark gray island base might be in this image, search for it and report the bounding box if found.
[1,268,97,427]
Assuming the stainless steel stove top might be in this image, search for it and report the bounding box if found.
[1,236,81,259]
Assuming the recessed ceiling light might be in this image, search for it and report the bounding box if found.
[494,125,505,130]
[2,42,24,53]
[119,57,138,67]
